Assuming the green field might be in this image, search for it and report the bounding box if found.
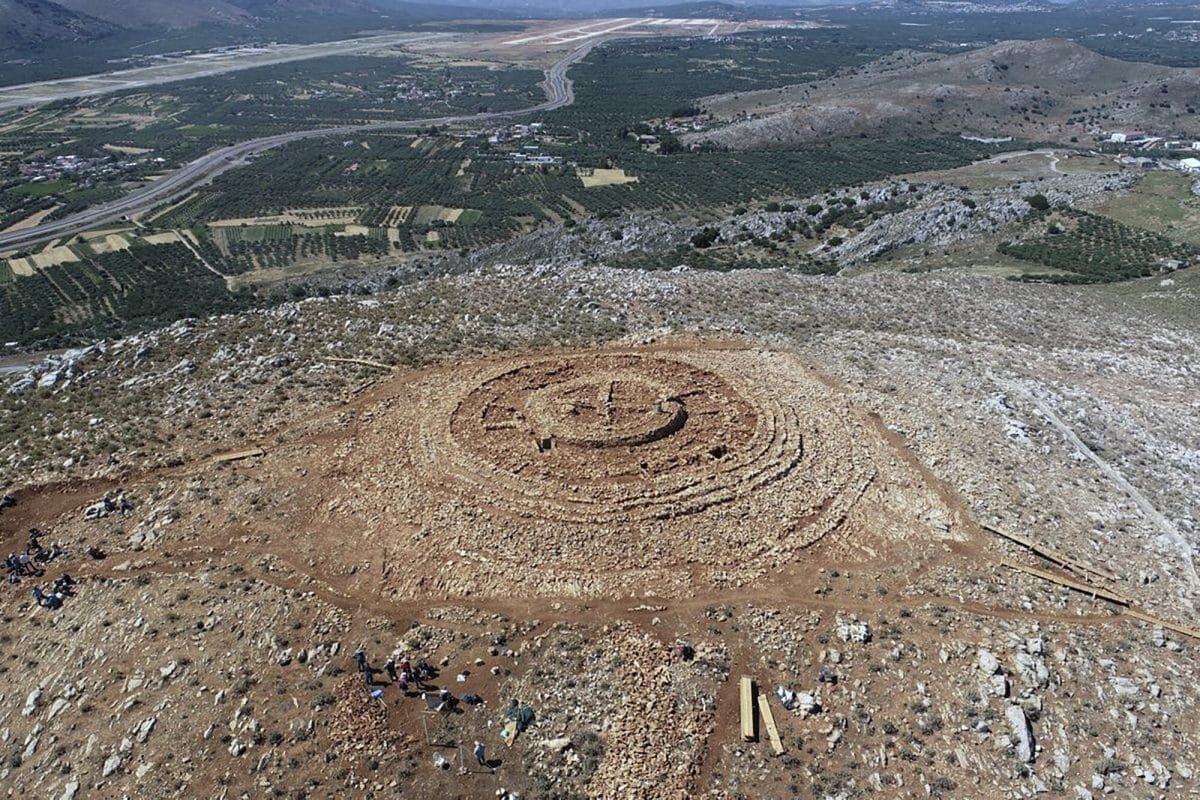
[1094,172,1200,245]
[0,241,254,345]
[999,208,1198,283]
[12,180,74,198]
[177,124,229,137]
[0,54,545,225]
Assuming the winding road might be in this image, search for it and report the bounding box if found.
[0,41,598,253]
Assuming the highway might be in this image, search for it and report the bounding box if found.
[0,41,597,253]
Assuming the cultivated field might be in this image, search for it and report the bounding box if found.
[579,167,638,188]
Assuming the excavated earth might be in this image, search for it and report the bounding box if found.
[312,345,936,600]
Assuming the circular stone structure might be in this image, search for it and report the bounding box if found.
[445,354,762,512]
[520,371,687,450]
[334,347,879,597]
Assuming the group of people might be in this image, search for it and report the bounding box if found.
[353,647,443,699]
[5,528,65,584]
[32,574,75,609]
[84,493,133,521]
[3,527,87,611]
[351,645,499,773]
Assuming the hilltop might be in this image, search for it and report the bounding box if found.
[0,0,118,47]
[689,39,1200,149]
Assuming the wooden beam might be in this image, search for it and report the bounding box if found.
[999,558,1131,605]
[984,524,1119,583]
[757,692,784,755]
[324,356,394,371]
[213,447,265,464]
[996,558,1200,643]
[739,675,756,742]
[1125,608,1200,642]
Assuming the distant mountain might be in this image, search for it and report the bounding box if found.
[606,2,759,18]
[0,0,512,53]
[50,0,252,29]
[393,0,818,15]
[0,0,118,48]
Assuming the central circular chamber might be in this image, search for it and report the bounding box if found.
[521,372,686,449]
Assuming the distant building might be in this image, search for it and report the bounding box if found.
[1109,133,1127,143]
[1193,141,1200,150]
[1180,157,1200,173]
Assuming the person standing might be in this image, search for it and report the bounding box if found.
[473,741,489,772]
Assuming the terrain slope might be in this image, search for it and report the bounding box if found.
[0,0,117,47]
[0,264,1197,799]
[690,39,1200,149]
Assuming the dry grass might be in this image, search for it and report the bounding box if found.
[579,167,638,188]
[0,205,60,234]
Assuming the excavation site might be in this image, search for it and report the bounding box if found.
[315,346,896,599]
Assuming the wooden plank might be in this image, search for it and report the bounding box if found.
[213,447,265,464]
[999,558,1131,605]
[324,356,393,370]
[739,675,755,742]
[757,691,784,755]
[998,556,1200,643]
[1125,608,1200,642]
[984,524,1119,583]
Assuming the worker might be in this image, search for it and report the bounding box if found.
[473,740,489,771]
[384,656,398,683]
[353,647,368,673]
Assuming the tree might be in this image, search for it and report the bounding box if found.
[1025,193,1050,211]
[691,227,719,249]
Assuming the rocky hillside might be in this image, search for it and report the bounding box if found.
[0,0,503,52]
[0,0,117,49]
[50,0,252,29]
[689,39,1200,149]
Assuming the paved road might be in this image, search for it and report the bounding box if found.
[0,41,597,253]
